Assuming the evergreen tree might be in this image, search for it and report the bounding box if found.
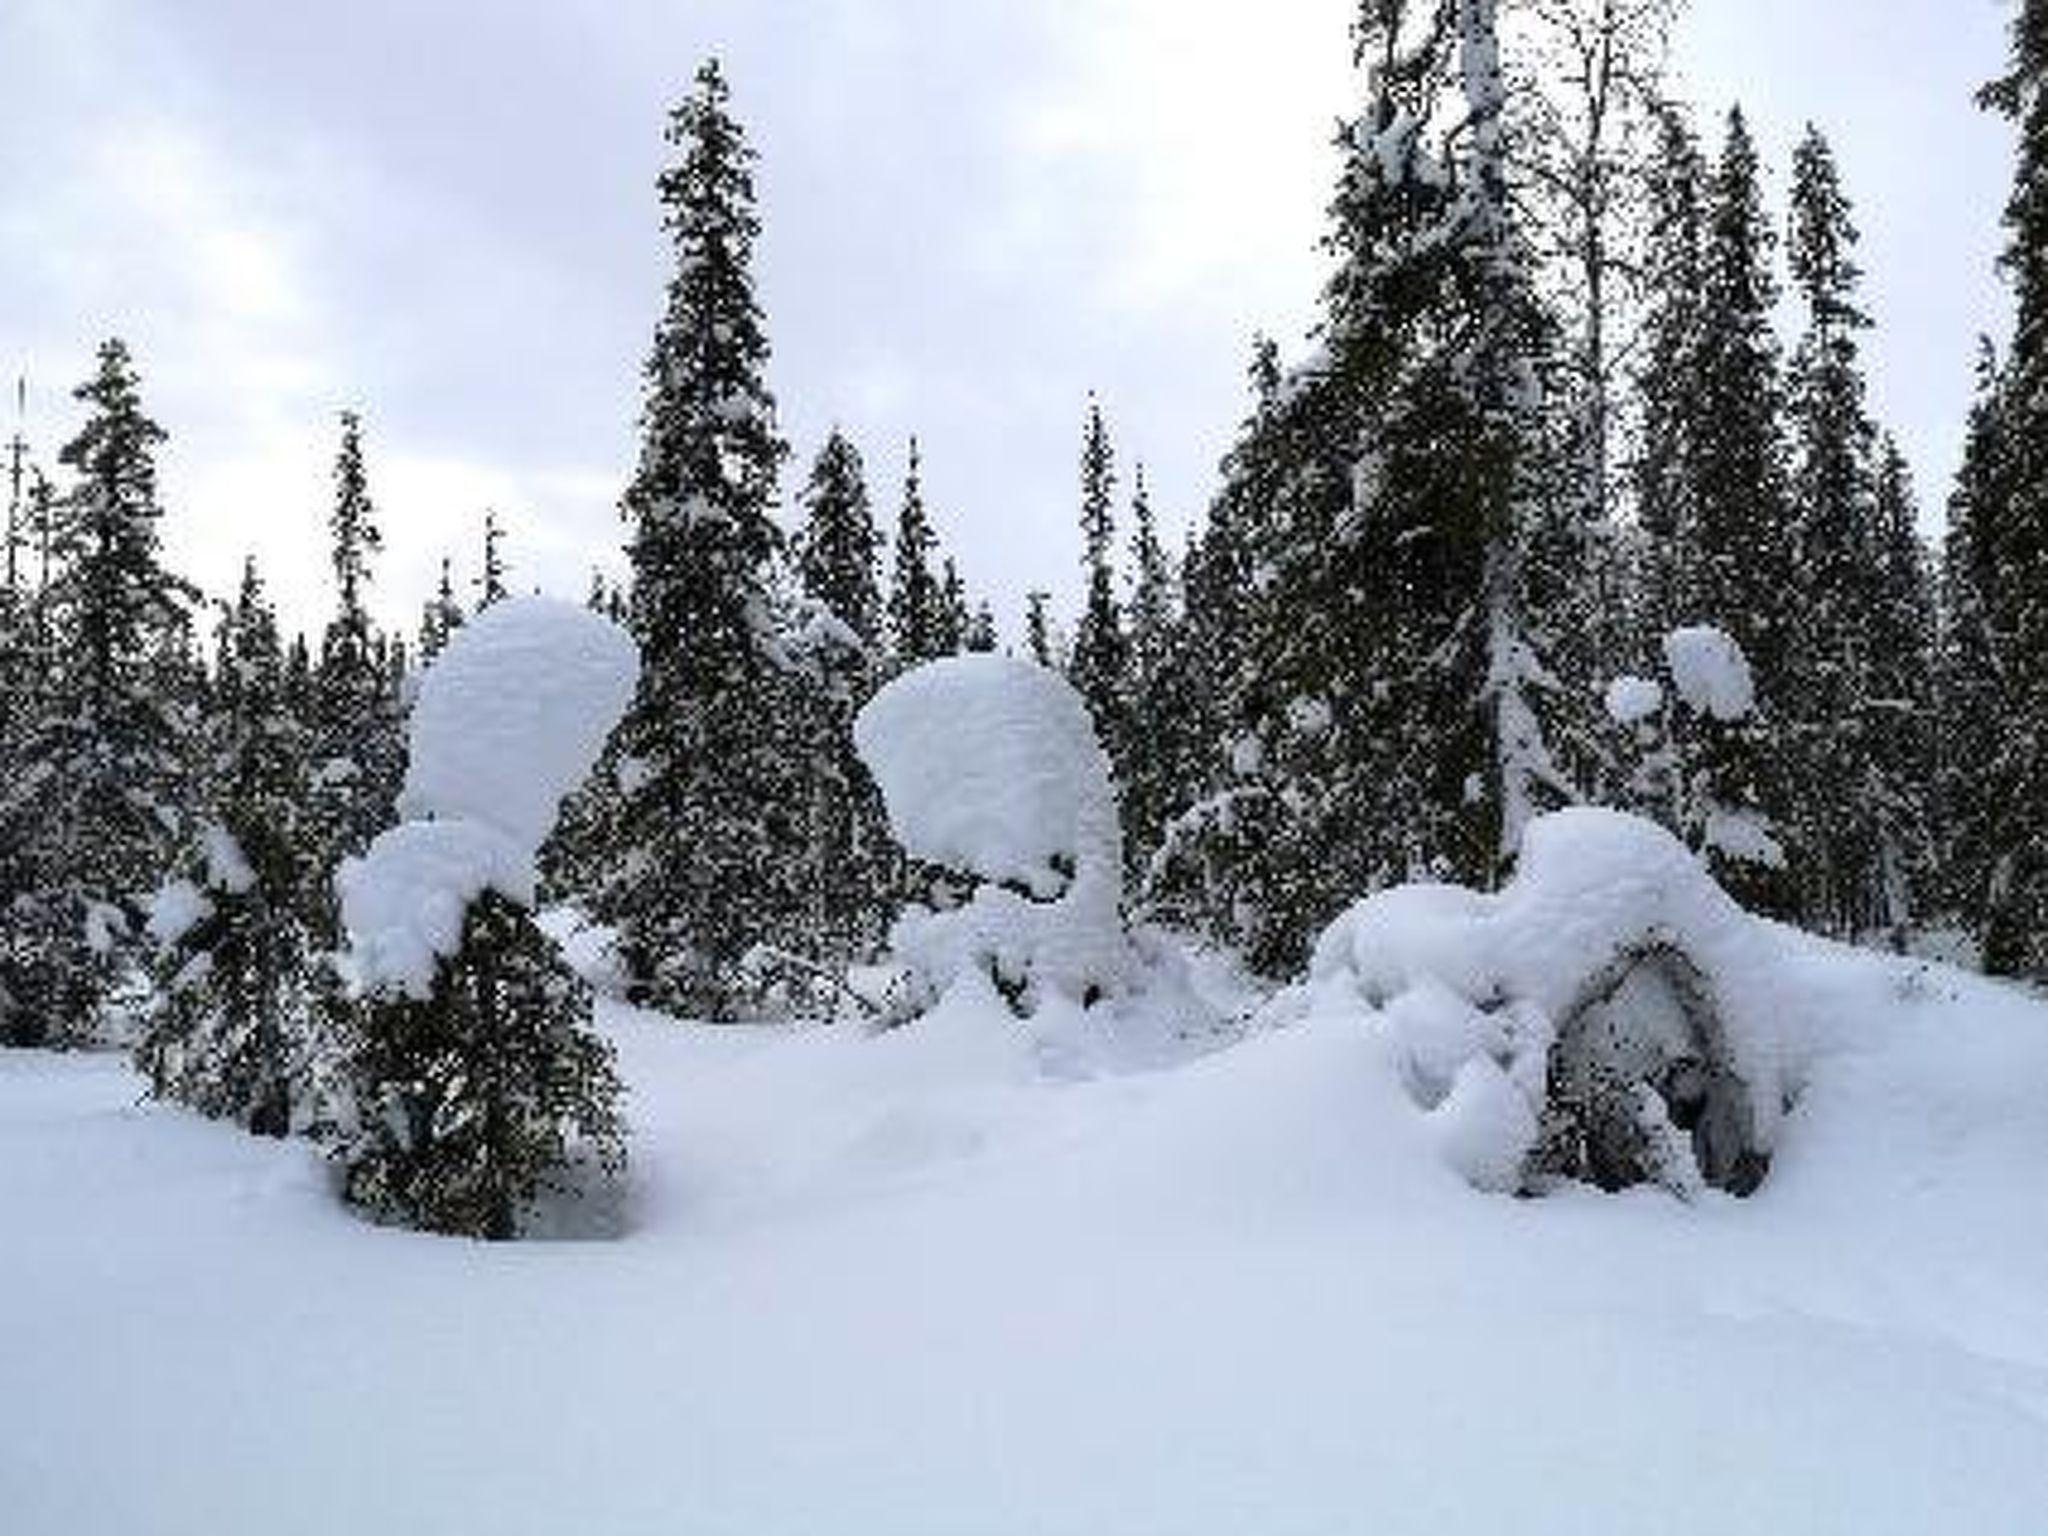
[0,340,194,1044]
[602,58,800,1011]
[307,412,404,943]
[477,510,508,608]
[936,556,971,655]
[138,559,314,1133]
[1673,107,1797,911]
[1120,464,1183,876]
[1067,397,1128,755]
[330,890,625,1239]
[1937,345,2010,931]
[1629,105,1709,652]
[788,429,892,971]
[418,556,466,663]
[1975,0,2048,975]
[1023,589,1055,667]
[886,437,945,665]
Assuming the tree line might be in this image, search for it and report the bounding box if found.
[5,0,2048,1231]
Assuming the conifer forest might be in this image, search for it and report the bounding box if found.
[7,4,2048,1533]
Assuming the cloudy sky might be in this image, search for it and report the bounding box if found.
[0,0,2017,643]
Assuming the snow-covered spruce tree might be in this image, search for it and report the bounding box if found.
[330,598,635,1240]
[1023,589,1055,667]
[1936,344,2010,933]
[1119,464,1186,880]
[1865,440,1940,940]
[602,58,800,1012]
[417,555,465,663]
[1067,397,1129,761]
[476,510,508,609]
[1781,124,1890,935]
[0,341,195,1045]
[1628,104,1709,654]
[138,559,314,1135]
[788,429,895,970]
[306,411,405,946]
[935,556,971,655]
[1665,107,1797,915]
[886,436,947,668]
[1975,1,2048,976]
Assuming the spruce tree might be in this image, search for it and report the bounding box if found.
[886,437,945,666]
[332,890,626,1239]
[788,430,892,971]
[0,340,194,1043]
[307,412,404,943]
[477,510,508,608]
[603,58,799,1012]
[138,559,314,1133]
[1975,0,2048,975]
[1068,397,1128,755]
[418,556,466,663]
[1120,464,1182,877]
[1023,589,1055,667]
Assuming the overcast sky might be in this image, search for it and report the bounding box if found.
[0,0,2017,643]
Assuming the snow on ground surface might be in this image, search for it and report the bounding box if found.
[6,933,2048,1531]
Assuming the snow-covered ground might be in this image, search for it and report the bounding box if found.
[5,916,2048,1535]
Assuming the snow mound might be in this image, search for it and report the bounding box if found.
[338,820,532,998]
[1602,673,1663,726]
[853,655,1127,1008]
[400,596,640,852]
[1287,808,1795,1196]
[1663,625,1754,721]
[342,598,639,998]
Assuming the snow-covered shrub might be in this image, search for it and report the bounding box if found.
[1281,809,1793,1197]
[853,655,1129,1015]
[327,598,637,1239]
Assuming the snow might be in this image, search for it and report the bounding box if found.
[336,819,534,998]
[145,878,212,947]
[854,655,1128,1007]
[1664,624,1756,720]
[1288,809,1797,1193]
[1603,673,1665,726]
[6,913,2048,1534]
[200,823,255,895]
[399,595,640,853]
[341,597,638,997]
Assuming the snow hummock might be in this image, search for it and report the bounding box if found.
[853,655,1128,1007]
[1279,808,1795,1194]
[1603,673,1664,727]
[145,879,212,947]
[340,597,638,997]
[1663,624,1755,720]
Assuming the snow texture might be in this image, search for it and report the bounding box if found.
[145,879,212,948]
[341,597,638,997]
[1280,808,1796,1193]
[1603,674,1665,726]
[1663,624,1756,720]
[401,596,640,851]
[853,655,1128,1006]
[8,913,2048,1535]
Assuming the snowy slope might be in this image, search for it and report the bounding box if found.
[4,934,2048,1535]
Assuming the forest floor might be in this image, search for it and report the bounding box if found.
[4,929,2048,1534]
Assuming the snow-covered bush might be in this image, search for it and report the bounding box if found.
[853,655,1130,1015]
[327,598,637,1239]
[1276,809,1793,1197]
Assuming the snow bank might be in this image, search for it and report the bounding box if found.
[854,655,1128,1008]
[1280,808,1797,1195]
[400,596,640,851]
[341,598,638,997]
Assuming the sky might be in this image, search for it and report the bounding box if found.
[0,0,2019,644]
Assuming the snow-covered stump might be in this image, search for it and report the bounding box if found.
[1296,809,1790,1198]
[852,655,1130,1017]
[330,598,639,1239]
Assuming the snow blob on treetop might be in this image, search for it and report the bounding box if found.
[341,597,639,997]
[1662,625,1755,721]
[400,596,640,853]
[853,654,1128,1009]
[1603,674,1664,727]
